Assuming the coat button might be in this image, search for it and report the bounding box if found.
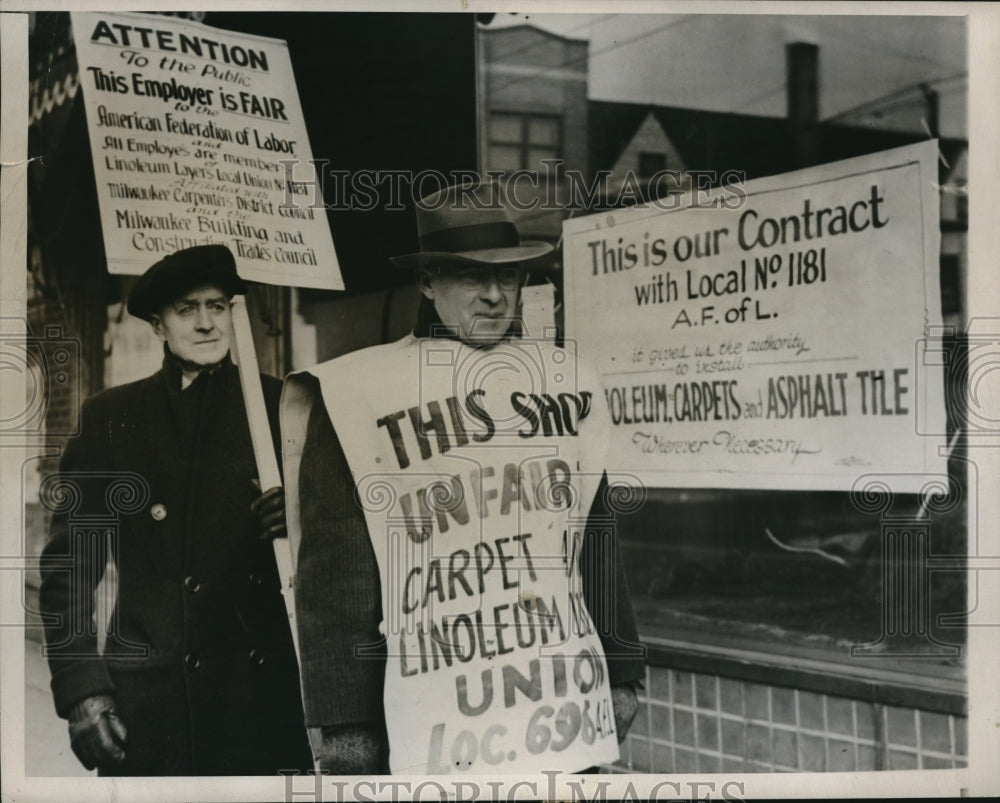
[184,653,200,671]
[249,648,265,666]
[184,576,200,593]
[150,503,167,521]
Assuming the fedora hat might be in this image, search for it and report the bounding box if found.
[391,182,554,268]
[127,244,247,321]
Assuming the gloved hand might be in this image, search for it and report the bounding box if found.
[611,684,639,743]
[250,480,287,540]
[312,723,388,774]
[68,693,127,770]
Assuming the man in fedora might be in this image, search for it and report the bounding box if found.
[39,244,311,775]
[282,183,644,774]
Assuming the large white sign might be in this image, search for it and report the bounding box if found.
[71,11,342,289]
[283,336,621,774]
[563,142,947,492]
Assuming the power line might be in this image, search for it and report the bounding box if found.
[824,72,966,123]
[731,72,965,122]
[820,16,966,74]
[487,15,697,95]
[589,15,697,63]
[478,13,619,63]
[481,16,966,131]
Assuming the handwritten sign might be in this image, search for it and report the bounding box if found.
[563,142,946,492]
[282,336,620,774]
[70,11,342,289]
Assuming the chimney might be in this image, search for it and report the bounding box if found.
[786,42,819,168]
[786,42,819,125]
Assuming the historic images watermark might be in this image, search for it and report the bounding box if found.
[0,320,86,637]
[280,770,747,802]
[844,317,1000,658]
[277,162,748,213]
[0,322,81,442]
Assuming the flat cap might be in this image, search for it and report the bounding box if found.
[127,244,247,321]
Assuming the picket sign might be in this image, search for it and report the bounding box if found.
[230,296,300,658]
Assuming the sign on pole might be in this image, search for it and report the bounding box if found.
[563,142,947,493]
[70,10,342,290]
[70,11,343,664]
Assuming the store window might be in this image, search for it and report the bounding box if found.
[486,111,562,173]
[475,16,969,680]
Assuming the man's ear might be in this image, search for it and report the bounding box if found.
[415,267,435,300]
[149,314,166,341]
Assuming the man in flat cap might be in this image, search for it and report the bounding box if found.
[39,244,311,776]
[282,183,644,775]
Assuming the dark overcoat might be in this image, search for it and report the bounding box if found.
[39,353,312,776]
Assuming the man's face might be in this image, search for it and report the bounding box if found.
[151,283,233,366]
[418,264,521,346]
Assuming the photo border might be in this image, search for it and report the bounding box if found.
[2,1,996,800]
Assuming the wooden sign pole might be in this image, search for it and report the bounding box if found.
[230,295,300,658]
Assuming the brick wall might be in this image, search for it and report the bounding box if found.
[613,665,967,773]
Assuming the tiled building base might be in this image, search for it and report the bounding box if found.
[612,666,967,773]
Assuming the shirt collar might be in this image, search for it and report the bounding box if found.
[161,344,233,390]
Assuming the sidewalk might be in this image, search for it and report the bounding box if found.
[24,634,91,777]
[21,526,95,778]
